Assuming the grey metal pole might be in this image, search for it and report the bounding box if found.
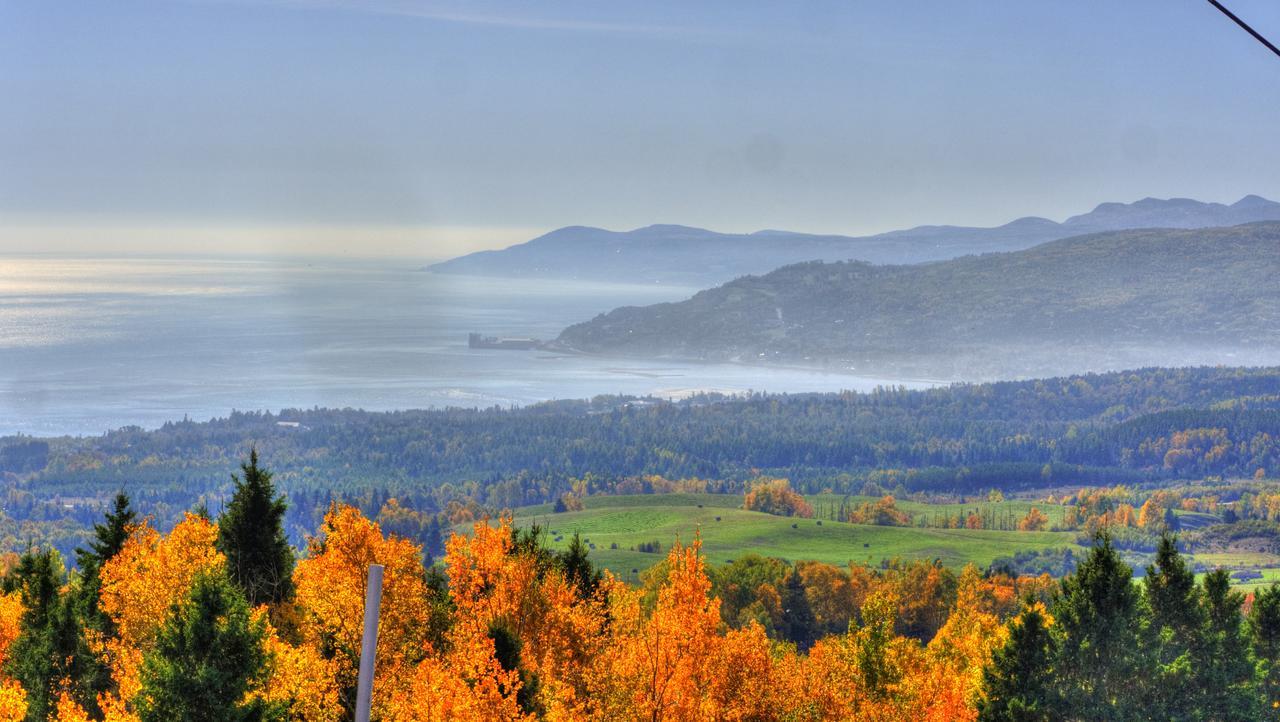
[354,563,385,722]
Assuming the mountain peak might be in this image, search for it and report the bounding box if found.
[1233,194,1277,209]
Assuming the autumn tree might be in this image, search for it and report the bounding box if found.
[742,478,814,518]
[98,512,226,705]
[589,538,722,720]
[293,504,433,717]
[1017,507,1048,532]
[135,570,280,721]
[0,588,26,720]
[218,450,295,607]
[846,496,912,526]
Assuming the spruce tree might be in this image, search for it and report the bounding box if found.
[1051,534,1148,721]
[977,603,1057,722]
[217,450,294,606]
[1142,534,1203,721]
[75,491,136,636]
[1249,582,1280,709]
[488,620,541,716]
[779,568,818,651]
[136,571,279,722]
[5,548,69,722]
[558,533,601,601]
[1196,570,1259,720]
[71,492,137,710]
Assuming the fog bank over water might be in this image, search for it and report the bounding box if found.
[0,256,920,436]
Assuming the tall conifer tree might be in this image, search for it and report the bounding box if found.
[217,450,294,606]
[1051,534,1148,721]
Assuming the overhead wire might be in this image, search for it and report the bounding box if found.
[1205,0,1280,59]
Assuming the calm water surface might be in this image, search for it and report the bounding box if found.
[0,256,930,436]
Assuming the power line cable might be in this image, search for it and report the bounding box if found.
[1206,0,1280,59]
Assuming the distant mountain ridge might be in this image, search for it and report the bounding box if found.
[428,195,1280,285]
[554,222,1280,380]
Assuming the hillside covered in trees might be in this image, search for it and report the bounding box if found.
[556,222,1280,378]
[3,366,1278,555]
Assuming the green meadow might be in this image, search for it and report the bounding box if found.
[506,493,1081,580]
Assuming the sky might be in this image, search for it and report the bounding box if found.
[1,0,1278,258]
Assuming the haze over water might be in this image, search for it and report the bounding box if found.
[0,256,926,437]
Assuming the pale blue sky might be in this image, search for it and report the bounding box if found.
[1,0,1278,257]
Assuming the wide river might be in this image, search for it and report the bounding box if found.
[0,255,932,436]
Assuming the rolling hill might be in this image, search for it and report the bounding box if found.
[428,195,1280,285]
[555,222,1280,379]
[505,493,1081,577]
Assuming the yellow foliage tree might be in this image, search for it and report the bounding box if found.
[97,512,225,704]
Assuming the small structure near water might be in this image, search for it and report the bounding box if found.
[468,333,543,350]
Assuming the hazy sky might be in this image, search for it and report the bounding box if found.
[2,0,1278,258]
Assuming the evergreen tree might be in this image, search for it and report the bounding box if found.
[424,516,445,559]
[77,491,136,575]
[779,568,818,651]
[1196,570,1259,720]
[1249,582,1280,709]
[488,620,541,716]
[1051,534,1148,721]
[977,603,1057,722]
[558,533,601,601]
[136,571,279,722]
[4,548,69,722]
[1142,534,1203,721]
[217,450,295,606]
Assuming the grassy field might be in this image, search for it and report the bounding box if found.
[506,493,1081,580]
[807,494,1075,528]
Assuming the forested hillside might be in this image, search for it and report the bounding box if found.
[3,366,1278,554]
[556,222,1280,378]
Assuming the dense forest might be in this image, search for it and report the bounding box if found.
[2,366,1278,555]
[555,223,1280,378]
[1,455,1278,721]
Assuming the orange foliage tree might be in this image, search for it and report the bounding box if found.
[742,478,815,518]
[1018,507,1049,532]
[292,504,433,717]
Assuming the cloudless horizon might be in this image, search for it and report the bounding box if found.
[2,0,1279,258]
